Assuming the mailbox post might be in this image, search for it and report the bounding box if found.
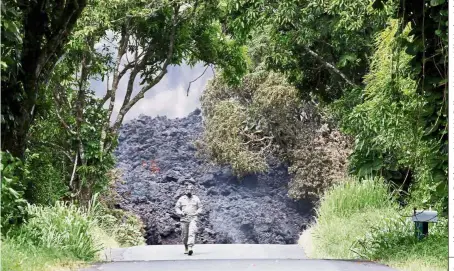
[411,209,438,240]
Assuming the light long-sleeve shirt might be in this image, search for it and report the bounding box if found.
[175,195,202,222]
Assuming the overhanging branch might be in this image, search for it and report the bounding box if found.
[303,46,358,88]
[108,4,180,140]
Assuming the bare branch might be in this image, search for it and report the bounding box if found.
[210,64,215,77]
[122,67,141,109]
[98,89,111,110]
[106,25,130,125]
[108,5,180,142]
[186,65,209,96]
[69,151,78,190]
[242,136,274,145]
[303,46,358,88]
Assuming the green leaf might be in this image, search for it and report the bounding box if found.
[8,187,19,198]
[430,0,445,6]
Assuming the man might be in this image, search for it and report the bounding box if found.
[175,183,202,256]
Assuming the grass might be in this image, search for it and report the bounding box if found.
[1,237,86,271]
[300,177,448,271]
[1,196,144,271]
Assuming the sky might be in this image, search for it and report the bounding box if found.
[89,33,214,124]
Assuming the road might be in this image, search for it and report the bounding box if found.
[81,244,397,271]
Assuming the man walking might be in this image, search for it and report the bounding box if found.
[175,183,202,256]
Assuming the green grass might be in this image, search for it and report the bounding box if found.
[14,201,102,260]
[1,237,86,271]
[300,177,448,271]
[0,197,144,271]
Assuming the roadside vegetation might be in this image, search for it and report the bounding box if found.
[1,191,145,271]
[300,178,447,271]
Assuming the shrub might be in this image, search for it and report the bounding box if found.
[24,152,68,206]
[288,124,352,199]
[12,201,101,260]
[97,209,145,247]
[354,216,448,265]
[1,152,28,234]
[97,169,146,247]
[200,68,351,198]
[306,177,447,270]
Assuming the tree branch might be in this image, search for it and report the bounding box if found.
[303,46,358,88]
[186,64,209,96]
[69,151,78,190]
[108,5,180,142]
[242,136,274,145]
[53,86,76,136]
[30,141,73,162]
[37,0,88,80]
[106,25,130,125]
[101,25,130,153]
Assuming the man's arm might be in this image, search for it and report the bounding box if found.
[175,198,184,216]
[195,197,203,216]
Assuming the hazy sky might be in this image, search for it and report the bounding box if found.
[89,34,214,123]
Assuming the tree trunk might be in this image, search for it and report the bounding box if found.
[1,0,87,159]
[1,78,38,158]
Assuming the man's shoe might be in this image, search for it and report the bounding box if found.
[188,248,193,256]
[184,245,189,254]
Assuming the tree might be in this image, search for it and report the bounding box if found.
[338,0,449,211]
[222,0,393,102]
[1,0,88,159]
[23,0,248,201]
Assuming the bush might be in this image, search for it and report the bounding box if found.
[97,208,145,247]
[201,68,351,198]
[11,201,101,260]
[1,189,144,270]
[24,152,68,205]
[97,169,146,247]
[288,125,351,199]
[306,177,447,270]
[355,217,447,266]
[1,152,28,234]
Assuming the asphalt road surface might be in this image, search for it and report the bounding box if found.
[81,244,397,271]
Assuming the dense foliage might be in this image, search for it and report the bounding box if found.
[200,0,448,211]
[1,152,27,233]
[336,19,447,211]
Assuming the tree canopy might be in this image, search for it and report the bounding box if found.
[0,0,448,223]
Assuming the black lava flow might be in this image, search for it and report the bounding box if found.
[114,108,313,245]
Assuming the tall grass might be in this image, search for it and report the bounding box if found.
[1,238,83,271]
[10,201,102,260]
[316,177,395,219]
[304,177,447,271]
[2,192,146,270]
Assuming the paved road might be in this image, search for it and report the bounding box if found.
[81,244,397,271]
